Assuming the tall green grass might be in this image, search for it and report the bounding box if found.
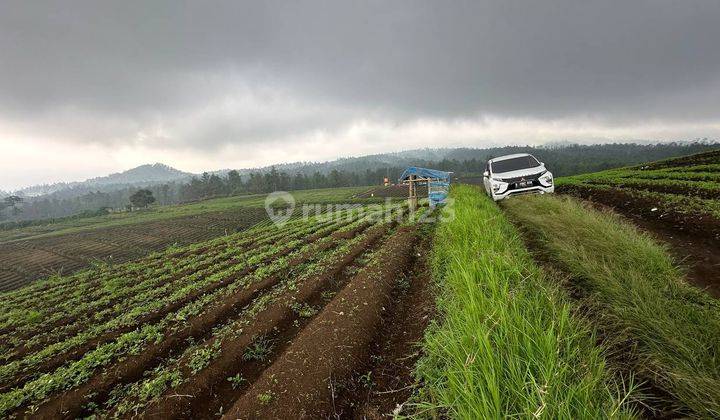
[503,195,720,417]
[414,185,632,418]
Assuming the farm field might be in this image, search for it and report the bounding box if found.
[0,187,374,292]
[0,201,437,419]
[557,149,720,296]
[3,165,720,418]
[0,187,370,243]
[0,207,268,293]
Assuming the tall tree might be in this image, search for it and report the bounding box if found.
[129,189,156,209]
[227,170,243,193]
[4,195,23,216]
[207,174,225,196]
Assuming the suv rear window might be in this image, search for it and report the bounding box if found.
[491,156,540,173]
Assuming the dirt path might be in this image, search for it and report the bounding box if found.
[560,186,720,298]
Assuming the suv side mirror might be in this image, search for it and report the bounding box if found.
[483,170,490,177]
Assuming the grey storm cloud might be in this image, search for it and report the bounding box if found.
[1,0,720,150]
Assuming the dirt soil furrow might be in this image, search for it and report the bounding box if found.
[0,207,270,293]
[136,222,393,419]
[3,221,346,372]
[332,227,436,419]
[1,236,311,393]
[221,226,419,420]
[4,223,332,363]
[11,223,372,419]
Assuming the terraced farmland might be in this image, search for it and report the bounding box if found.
[0,202,435,418]
[557,148,720,296]
[503,194,720,417]
[4,163,720,418]
[558,149,720,236]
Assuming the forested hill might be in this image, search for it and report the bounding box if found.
[3,141,718,225]
[84,163,192,186]
[13,163,193,197]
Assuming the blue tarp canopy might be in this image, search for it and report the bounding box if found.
[398,166,451,182]
[400,167,451,206]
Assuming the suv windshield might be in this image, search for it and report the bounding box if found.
[491,155,541,173]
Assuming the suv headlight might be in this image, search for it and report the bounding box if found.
[491,178,507,193]
[539,171,553,186]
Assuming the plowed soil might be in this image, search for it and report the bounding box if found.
[17,222,378,420]
[0,207,269,292]
[137,223,391,419]
[333,228,436,419]
[221,226,433,419]
[3,207,436,419]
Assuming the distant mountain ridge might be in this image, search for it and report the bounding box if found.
[209,148,467,178]
[85,163,192,186]
[12,163,193,197]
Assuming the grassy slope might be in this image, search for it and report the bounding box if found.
[0,187,370,243]
[503,195,720,417]
[414,185,632,418]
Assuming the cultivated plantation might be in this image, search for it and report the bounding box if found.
[415,185,631,418]
[503,195,720,417]
[558,150,720,239]
[0,188,370,293]
[2,151,720,418]
[3,1,719,418]
[0,199,436,418]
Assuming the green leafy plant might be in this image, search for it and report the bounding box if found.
[242,336,274,362]
[359,371,373,389]
[290,302,318,318]
[414,185,633,418]
[189,343,221,374]
[257,391,274,405]
[227,374,246,390]
[504,193,720,416]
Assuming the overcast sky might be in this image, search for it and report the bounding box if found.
[1,0,720,190]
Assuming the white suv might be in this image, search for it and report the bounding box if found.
[483,153,554,201]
